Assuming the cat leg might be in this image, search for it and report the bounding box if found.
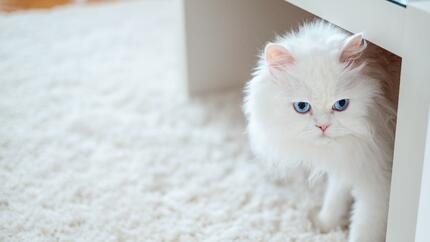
[314,176,352,233]
[349,188,389,242]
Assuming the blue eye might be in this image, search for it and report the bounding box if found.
[332,99,350,111]
[293,101,311,114]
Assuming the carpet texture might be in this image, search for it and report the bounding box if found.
[0,1,347,241]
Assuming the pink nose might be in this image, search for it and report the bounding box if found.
[316,124,329,132]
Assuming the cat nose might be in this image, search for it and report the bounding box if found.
[315,124,330,132]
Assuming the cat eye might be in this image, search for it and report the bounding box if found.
[332,99,350,111]
[293,101,311,114]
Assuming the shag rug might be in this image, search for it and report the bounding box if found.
[0,1,347,241]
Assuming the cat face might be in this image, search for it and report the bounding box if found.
[269,61,376,142]
[246,29,380,147]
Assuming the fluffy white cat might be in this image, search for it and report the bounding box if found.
[244,21,397,242]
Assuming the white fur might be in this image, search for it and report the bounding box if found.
[244,21,396,242]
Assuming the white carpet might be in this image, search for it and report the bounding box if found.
[0,1,347,241]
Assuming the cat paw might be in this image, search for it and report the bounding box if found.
[309,208,341,233]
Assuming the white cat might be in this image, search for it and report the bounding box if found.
[244,21,396,242]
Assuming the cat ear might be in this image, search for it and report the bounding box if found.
[265,43,294,70]
[339,33,367,63]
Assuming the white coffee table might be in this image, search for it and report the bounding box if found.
[180,1,430,241]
